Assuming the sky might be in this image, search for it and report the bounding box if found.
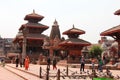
[0,0,120,44]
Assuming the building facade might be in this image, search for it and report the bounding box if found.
[0,36,13,56]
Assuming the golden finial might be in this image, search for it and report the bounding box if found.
[73,24,75,28]
[33,9,35,14]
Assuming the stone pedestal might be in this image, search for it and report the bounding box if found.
[38,56,47,65]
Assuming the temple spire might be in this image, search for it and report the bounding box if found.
[54,19,58,26]
[50,19,61,40]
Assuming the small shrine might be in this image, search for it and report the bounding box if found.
[59,25,91,63]
[13,10,49,60]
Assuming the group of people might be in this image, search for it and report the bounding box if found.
[15,55,30,70]
[15,55,57,70]
[15,55,105,72]
[47,57,57,70]
[80,56,104,72]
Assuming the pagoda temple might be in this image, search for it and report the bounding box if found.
[100,9,120,58]
[100,25,120,57]
[59,25,91,63]
[13,10,49,59]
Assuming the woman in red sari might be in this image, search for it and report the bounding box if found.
[24,56,30,70]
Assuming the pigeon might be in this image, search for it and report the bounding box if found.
[116,75,120,79]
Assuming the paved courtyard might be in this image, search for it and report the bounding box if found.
[0,66,24,80]
[0,63,120,80]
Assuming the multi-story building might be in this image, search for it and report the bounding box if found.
[0,36,13,56]
[0,36,4,56]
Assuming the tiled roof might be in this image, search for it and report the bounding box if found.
[100,24,120,36]
[24,10,44,21]
[59,38,91,46]
[114,9,120,15]
[13,33,48,43]
[19,23,49,30]
[63,26,85,35]
[27,33,48,38]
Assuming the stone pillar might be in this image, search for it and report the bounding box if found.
[49,48,53,57]
[22,35,26,61]
[118,41,120,58]
[22,27,27,63]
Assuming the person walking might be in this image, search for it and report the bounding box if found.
[80,56,85,72]
[19,58,22,67]
[47,57,51,69]
[15,55,19,67]
[24,56,30,70]
[98,58,103,72]
[19,53,22,67]
[91,57,95,71]
[53,58,57,70]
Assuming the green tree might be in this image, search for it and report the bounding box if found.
[89,45,103,58]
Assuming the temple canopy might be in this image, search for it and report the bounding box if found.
[100,25,120,40]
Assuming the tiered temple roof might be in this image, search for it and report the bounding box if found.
[13,10,49,43]
[59,25,91,50]
[13,10,49,50]
[24,10,44,21]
